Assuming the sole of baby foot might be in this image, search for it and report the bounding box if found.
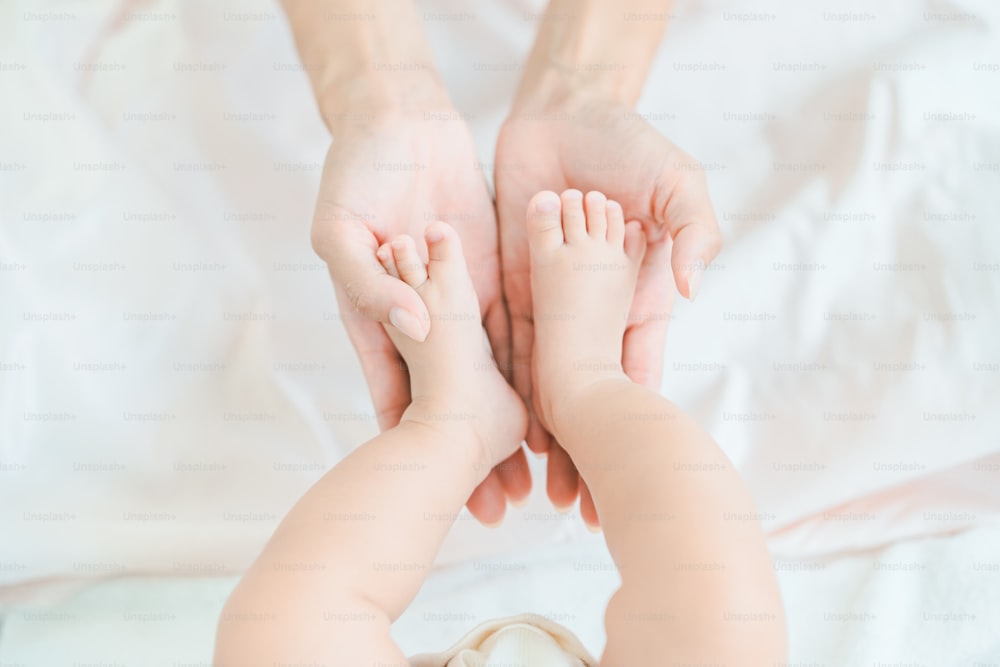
[525,189,646,434]
[377,222,527,478]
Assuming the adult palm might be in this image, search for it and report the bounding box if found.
[311,111,531,524]
[495,95,721,526]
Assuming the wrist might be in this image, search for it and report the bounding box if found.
[512,0,668,114]
[511,62,634,117]
[543,372,629,446]
[396,410,489,488]
[317,70,452,132]
[281,0,452,132]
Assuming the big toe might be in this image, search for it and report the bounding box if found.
[526,191,564,257]
[425,220,468,281]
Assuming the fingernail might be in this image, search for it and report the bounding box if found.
[483,518,504,529]
[389,307,427,341]
[585,522,602,534]
[553,503,573,515]
[687,259,705,302]
[425,228,444,243]
[534,193,560,213]
[511,495,530,509]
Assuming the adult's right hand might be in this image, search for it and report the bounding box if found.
[310,90,531,526]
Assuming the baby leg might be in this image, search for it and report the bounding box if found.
[215,223,527,666]
[526,190,787,665]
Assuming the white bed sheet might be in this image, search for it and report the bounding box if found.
[1,0,999,614]
[2,526,999,664]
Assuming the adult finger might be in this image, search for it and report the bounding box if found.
[478,298,533,511]
[483,297,514,397]
[466,471,508,527]
[503,264,552,456]
[546,442,580,511]
[313,216,430,342]
[622,318,669,391]
[495,446,531,506]
[580,480,600,529]
[335,288,411,431]
[652,157,722,302]
[622,236,674,390]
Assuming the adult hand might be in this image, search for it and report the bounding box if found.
[495,88,721,527]
[311,95,531,526]
[280,0,534,527]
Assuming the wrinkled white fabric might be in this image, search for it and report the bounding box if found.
[1,0,999,596]
[409,614,597,667]
[3,530,1000,663]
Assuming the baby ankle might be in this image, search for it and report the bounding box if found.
[540,369,627,435]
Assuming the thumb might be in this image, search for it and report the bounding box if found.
[654,164,722,302]
[317,221,430,341]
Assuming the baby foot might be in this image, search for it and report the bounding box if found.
[526,190,646,432]
[376,222,527,479]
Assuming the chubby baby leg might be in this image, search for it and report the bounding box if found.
[525,189,787,666]
[215,223,526,666]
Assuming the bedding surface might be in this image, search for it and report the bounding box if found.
[0,0,998,593]
[2,526,999,664]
